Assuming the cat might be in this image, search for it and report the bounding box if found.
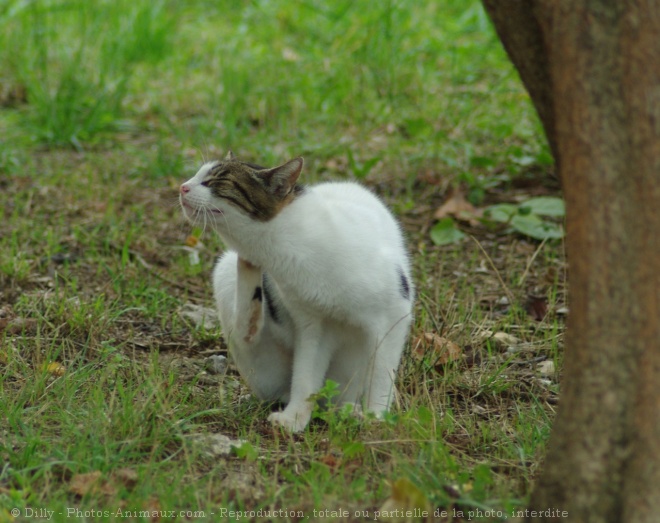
[180,151,414,432]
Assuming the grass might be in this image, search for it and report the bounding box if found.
[0,1,564,521]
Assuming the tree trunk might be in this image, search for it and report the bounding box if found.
[480,1,557,162]
[482,1,660,522]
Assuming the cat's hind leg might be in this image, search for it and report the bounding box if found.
[325,326,371,409]
[363,314,412,416]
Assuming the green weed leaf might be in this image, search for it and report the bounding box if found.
[342,441,366,459]
[511,214,563,240]
[347,149,380,179]
[519,196,565,217]
[430,218,466,246]
[484,198,564,240]
[483,204,518,223]
[233,441,258,461]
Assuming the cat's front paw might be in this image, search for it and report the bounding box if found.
[268,407,311,433]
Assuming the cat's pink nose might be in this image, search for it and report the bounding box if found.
[180,184,191,194]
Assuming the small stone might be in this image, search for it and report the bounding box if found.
[178,303,220,328]
[537,360,556,377]
[491,332,520,348]
[205,355,228,375]
[186,433,247,458]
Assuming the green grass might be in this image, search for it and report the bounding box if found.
[0,1,564,521]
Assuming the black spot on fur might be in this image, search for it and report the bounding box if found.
[398,267,410,300]
[252,286,263,302]
[262,273,280,323]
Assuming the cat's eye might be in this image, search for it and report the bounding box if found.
[201,180,211,187]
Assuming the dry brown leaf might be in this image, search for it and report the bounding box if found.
[433,189,482,225]
[184,235,199,247]
[69,471,116,497]
[412,333,463,370]
[144,497,162,523]
[319,453,341,470]
[112,468,138,490]
[526,295,549,321]
[69,471,101,496]
[0,317,38,335]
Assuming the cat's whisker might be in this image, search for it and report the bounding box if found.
[202,208,211,239]
[168,197,184,211]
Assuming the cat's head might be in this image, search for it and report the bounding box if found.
[180,151,304,225]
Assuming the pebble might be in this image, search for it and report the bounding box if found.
[205,355,228,375]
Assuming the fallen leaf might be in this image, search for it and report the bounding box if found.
[112,468,138,490]
[525,295,548,321]
[69,471,116,497]
[379,477,431,522]
[319,453,341,470]
[144,497,162,523]
[184,235,199,247]
[412,333,463,370]
[45,361,66,377]
[433,189,482,224]
[0,317,38,335]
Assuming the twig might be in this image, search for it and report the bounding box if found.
[518,237,548,287]
[469,235,516,305]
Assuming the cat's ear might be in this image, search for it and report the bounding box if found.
[225,150,236,161]
[260,157,303,198]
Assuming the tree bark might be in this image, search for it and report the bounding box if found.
[481,1,557,162]
[482,1,660,522]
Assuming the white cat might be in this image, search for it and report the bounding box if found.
[180,151,414,432]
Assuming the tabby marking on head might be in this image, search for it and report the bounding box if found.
[195,153,304,221]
